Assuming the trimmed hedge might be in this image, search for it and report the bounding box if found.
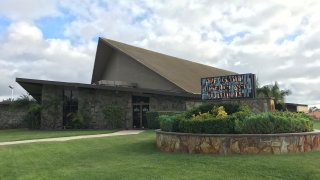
[159,114,236,134]
[236,112,313,134]
[179,117,235,134]
[146,111,180,129]
[159,113,186,132]
[159,103,314,134]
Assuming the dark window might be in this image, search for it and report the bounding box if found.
[63,88,78,128]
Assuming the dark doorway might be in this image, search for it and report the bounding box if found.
[63,88,78,128]
[132,96,149,128]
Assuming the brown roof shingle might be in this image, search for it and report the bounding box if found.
[100,38,237,94]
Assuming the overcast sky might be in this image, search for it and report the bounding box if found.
[0,0,319,107]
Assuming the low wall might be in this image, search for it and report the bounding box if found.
[0,104,26,129]
[156,130,320,155]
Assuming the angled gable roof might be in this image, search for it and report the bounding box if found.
[92,38,236,94]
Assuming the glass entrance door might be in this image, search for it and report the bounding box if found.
[132,96,149,128]
[132,105,141,128]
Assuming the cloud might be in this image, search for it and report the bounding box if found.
[0,22,95,99]
[0,0,60,21]
[0,0,320,106]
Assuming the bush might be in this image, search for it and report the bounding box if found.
[191,112,214,120]
[102,106,126,129]
[159,113,185,132]
[24,103,41,129]
[185,103,250,118]
[178,117,235,134]
[67,111,88,129]
[160,104,313,134]
[146,111,180,129]
[202,117,236,134]
[236,112,314,134]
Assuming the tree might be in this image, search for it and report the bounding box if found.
[256,81,291,110]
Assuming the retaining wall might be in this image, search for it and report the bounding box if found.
[156,130,320,155]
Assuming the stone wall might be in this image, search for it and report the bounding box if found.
[0,104,26,129]
[41,85,63,129]
[156,130,320,155]
[149,95,187,112]
[79,89,188,129]
[40,84,191,129]
[186,98,275,113]
[79,88,132,129]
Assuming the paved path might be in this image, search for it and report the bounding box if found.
[0,130,144,146]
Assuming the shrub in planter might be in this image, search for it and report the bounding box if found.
[185,103,250,119]
[159,113,185,132]
[102,106,126,129]
[202,116,236,134]
[236,112,314,134]
[179,119,203,133]
[190,106,229,120]
[146,111,180,129]
[178,116,235,134]
[159,115,175,132]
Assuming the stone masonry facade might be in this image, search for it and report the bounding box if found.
[41,85,64,129]
[0,104,26,129]
[156,130,320,155]
[39,84,275,130]
[40,84,189,129]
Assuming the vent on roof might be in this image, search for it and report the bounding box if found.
[97,80,137,88]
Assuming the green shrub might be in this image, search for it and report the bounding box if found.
[159,113,185,132]
[237,112,314,134]
[159,115,175,132]
[202,117,236,134]
[102,106,126,129]
[146,111,180,129]
[24,103,41,129]
[178,117,235,134]
[67,111,88,129]
[191,112,214,120]
[185,103,250,118]
[179,119,203,133]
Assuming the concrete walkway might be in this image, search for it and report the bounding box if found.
[0,130,144,146]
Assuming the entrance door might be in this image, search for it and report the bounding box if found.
[141,105,149,128]
[132,96,149,128]
[132,105,141,128]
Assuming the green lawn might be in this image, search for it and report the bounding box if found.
[0,129,114,142]
[314,121,320,130]
[0,131,320,179]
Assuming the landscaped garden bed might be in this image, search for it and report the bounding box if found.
[156,103,318,154]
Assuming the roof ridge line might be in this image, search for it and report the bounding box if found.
[101,38,232,72]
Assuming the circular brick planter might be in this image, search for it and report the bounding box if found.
[156,130,320,155]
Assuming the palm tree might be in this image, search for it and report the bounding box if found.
[256,81,291,110]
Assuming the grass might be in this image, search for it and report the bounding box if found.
[0,131,320,179]
[0,129,114,142]
[314,121,320,130]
